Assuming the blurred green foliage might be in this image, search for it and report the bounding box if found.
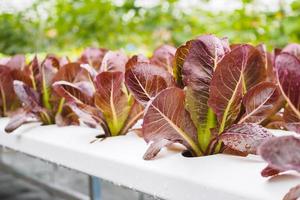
[0,0,299,55]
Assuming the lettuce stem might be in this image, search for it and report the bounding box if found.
[56,98,65,115]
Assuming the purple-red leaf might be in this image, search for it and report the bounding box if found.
[260,165,282,177]
[120,100,143,135]
[282,43,300,60]
[5,110,38,133]
[125,63,174,105]
[182,35,228,151]
[150,45,176,73]
[256,44,276,82]
[240,82,282,124]
[68,103,107,132]
[79,47,108,70]
[275,52,300,120]
[52,62,91,83]
[182,35,229,89]
[142,87,202,159]
[100,51,128,73]
[258,136,300,177]
[143,139,173,160]
[285,123,300,134]
[94,71,132,136]
[125,54,149,71]
[283,184,300,200]
[13,80,41,112]
[52,81,94,105]
[0,66,16,116]
[55,104,80,127]
[173,42,190,87]
[208,44,265,132]
[6,55,26,70]
[219,123,273,154]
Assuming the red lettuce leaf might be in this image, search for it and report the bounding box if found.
[13,80,42,112]
[173,42,190,87]
[52,81,94,105]
[260,165,282,177]
[240,82,283,124]
[125,63,174,105]
[150,45,176,73]
[285,123,300,134]
[283,106,300,133]
[256,44,276,82]
[275,52,300,120]
[208,44,266,132]
[68,103,108,132]
[143,139,173,160]
[22,56,39,89]
[125,54,149,71]
[52,62,92,83]
[100,51,128,73]
[219,123,273,155]
[119,100,143,135]
[282,43,300,60]
[182,35,228,151]
[6,55,26,70]
[283,184,300,200]
[55,104,80,126]
[94,71,132,136]
[0,66,16,116]
[79,47,108,70]
[142,87,202,160]
[5,109,38,133]
[258,136,300,176]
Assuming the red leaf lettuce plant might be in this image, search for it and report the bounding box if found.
[3,55,90,132]
[0,55,31,117]
[53,49,144,137]
[126,34,283,159]
[256,43,300,200]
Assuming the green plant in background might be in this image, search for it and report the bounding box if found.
[0,0,300,55]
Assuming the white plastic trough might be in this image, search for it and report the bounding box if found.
[0,118,299,200]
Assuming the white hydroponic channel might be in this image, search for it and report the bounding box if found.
[0,118,299,200]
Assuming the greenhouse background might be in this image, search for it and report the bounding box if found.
[0,0,300,56]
